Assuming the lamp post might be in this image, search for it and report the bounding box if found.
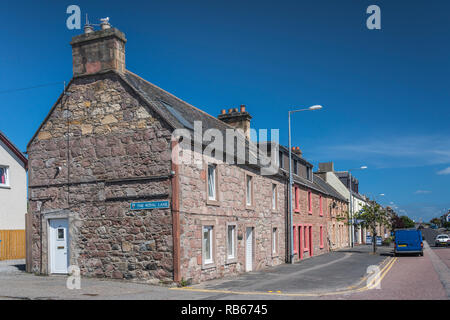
[288,105,322,264]
[348,166,367,248]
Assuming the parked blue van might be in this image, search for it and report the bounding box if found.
[394,229,423,256]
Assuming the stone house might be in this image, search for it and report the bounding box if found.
[27,24,287,283]
[260,144,349,261]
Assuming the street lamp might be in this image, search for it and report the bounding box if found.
[288,105,323,264]
[348,165,367,248]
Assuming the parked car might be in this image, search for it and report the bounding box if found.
[394,229,423,256]
[435,234,450,247]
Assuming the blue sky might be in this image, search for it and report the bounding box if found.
[1,0,449,221]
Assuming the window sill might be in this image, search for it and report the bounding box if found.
[225,258,237,265]
[245,205,255,211]
[201,263,216,270]
[206,199,220,206]
[0,185,11,189]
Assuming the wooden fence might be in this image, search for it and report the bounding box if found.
[0,230,26,260]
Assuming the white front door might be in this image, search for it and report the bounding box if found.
[49,218,69,274]
[245,227,253,272]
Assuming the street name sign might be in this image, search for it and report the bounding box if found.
[130,200,170,210]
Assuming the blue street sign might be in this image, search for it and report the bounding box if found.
[130,200,170,210]
[376,236,382,246]
[366,235,372,244]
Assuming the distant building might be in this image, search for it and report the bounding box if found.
[316,162,368,245]
[441,211,450,224]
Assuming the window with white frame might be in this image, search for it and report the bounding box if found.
[272,184,277,210]
[272,228,277,254]
[227,225,236,259]
[207,164,216,200]
[0,166,9,186]
[202,225,214,264]
[246,175,253,206]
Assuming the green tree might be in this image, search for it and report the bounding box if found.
[353,203,391,253]
[430,218,441,227]
[400,215,415,228]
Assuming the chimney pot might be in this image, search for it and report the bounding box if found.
[84,24,94,34]
[217,106,252,140]
[221,109,226,115]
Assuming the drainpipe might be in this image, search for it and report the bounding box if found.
[171,139,181,283]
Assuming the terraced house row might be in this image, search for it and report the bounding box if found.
[27,24,358,284]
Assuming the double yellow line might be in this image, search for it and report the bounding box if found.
[170,257,398,297]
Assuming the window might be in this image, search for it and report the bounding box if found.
[308,191,312,214]
[320,195,323,216]
[227,225,236,260]
[246,175,253,206]
[306,166,312,181]
[272,228,277,254]
[207,164,217,200]
[0,166,9,186]
[294,186,300,212]
[293,160,298,175]
[272,184,277,210]
[57,228,65,240]
[203,226,214,265]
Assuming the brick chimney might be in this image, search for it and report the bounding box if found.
[318,162,334,172]
[70,23,127,77]
[218,105,252,140]
[292,147,302,157]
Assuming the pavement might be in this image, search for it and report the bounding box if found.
[0,242,448,300]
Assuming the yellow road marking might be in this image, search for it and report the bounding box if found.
[170,257,398,297]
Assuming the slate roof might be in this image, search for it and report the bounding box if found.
[121,71,262,164]
[123,71,234,134]
[313,174,347,202]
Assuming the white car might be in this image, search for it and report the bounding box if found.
[435,234,450,247]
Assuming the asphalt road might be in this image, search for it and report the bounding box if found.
[0,242,448,300]
[330,241,450,300]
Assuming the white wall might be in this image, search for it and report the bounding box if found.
[0,140,27,230]
[323,172,367,244]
